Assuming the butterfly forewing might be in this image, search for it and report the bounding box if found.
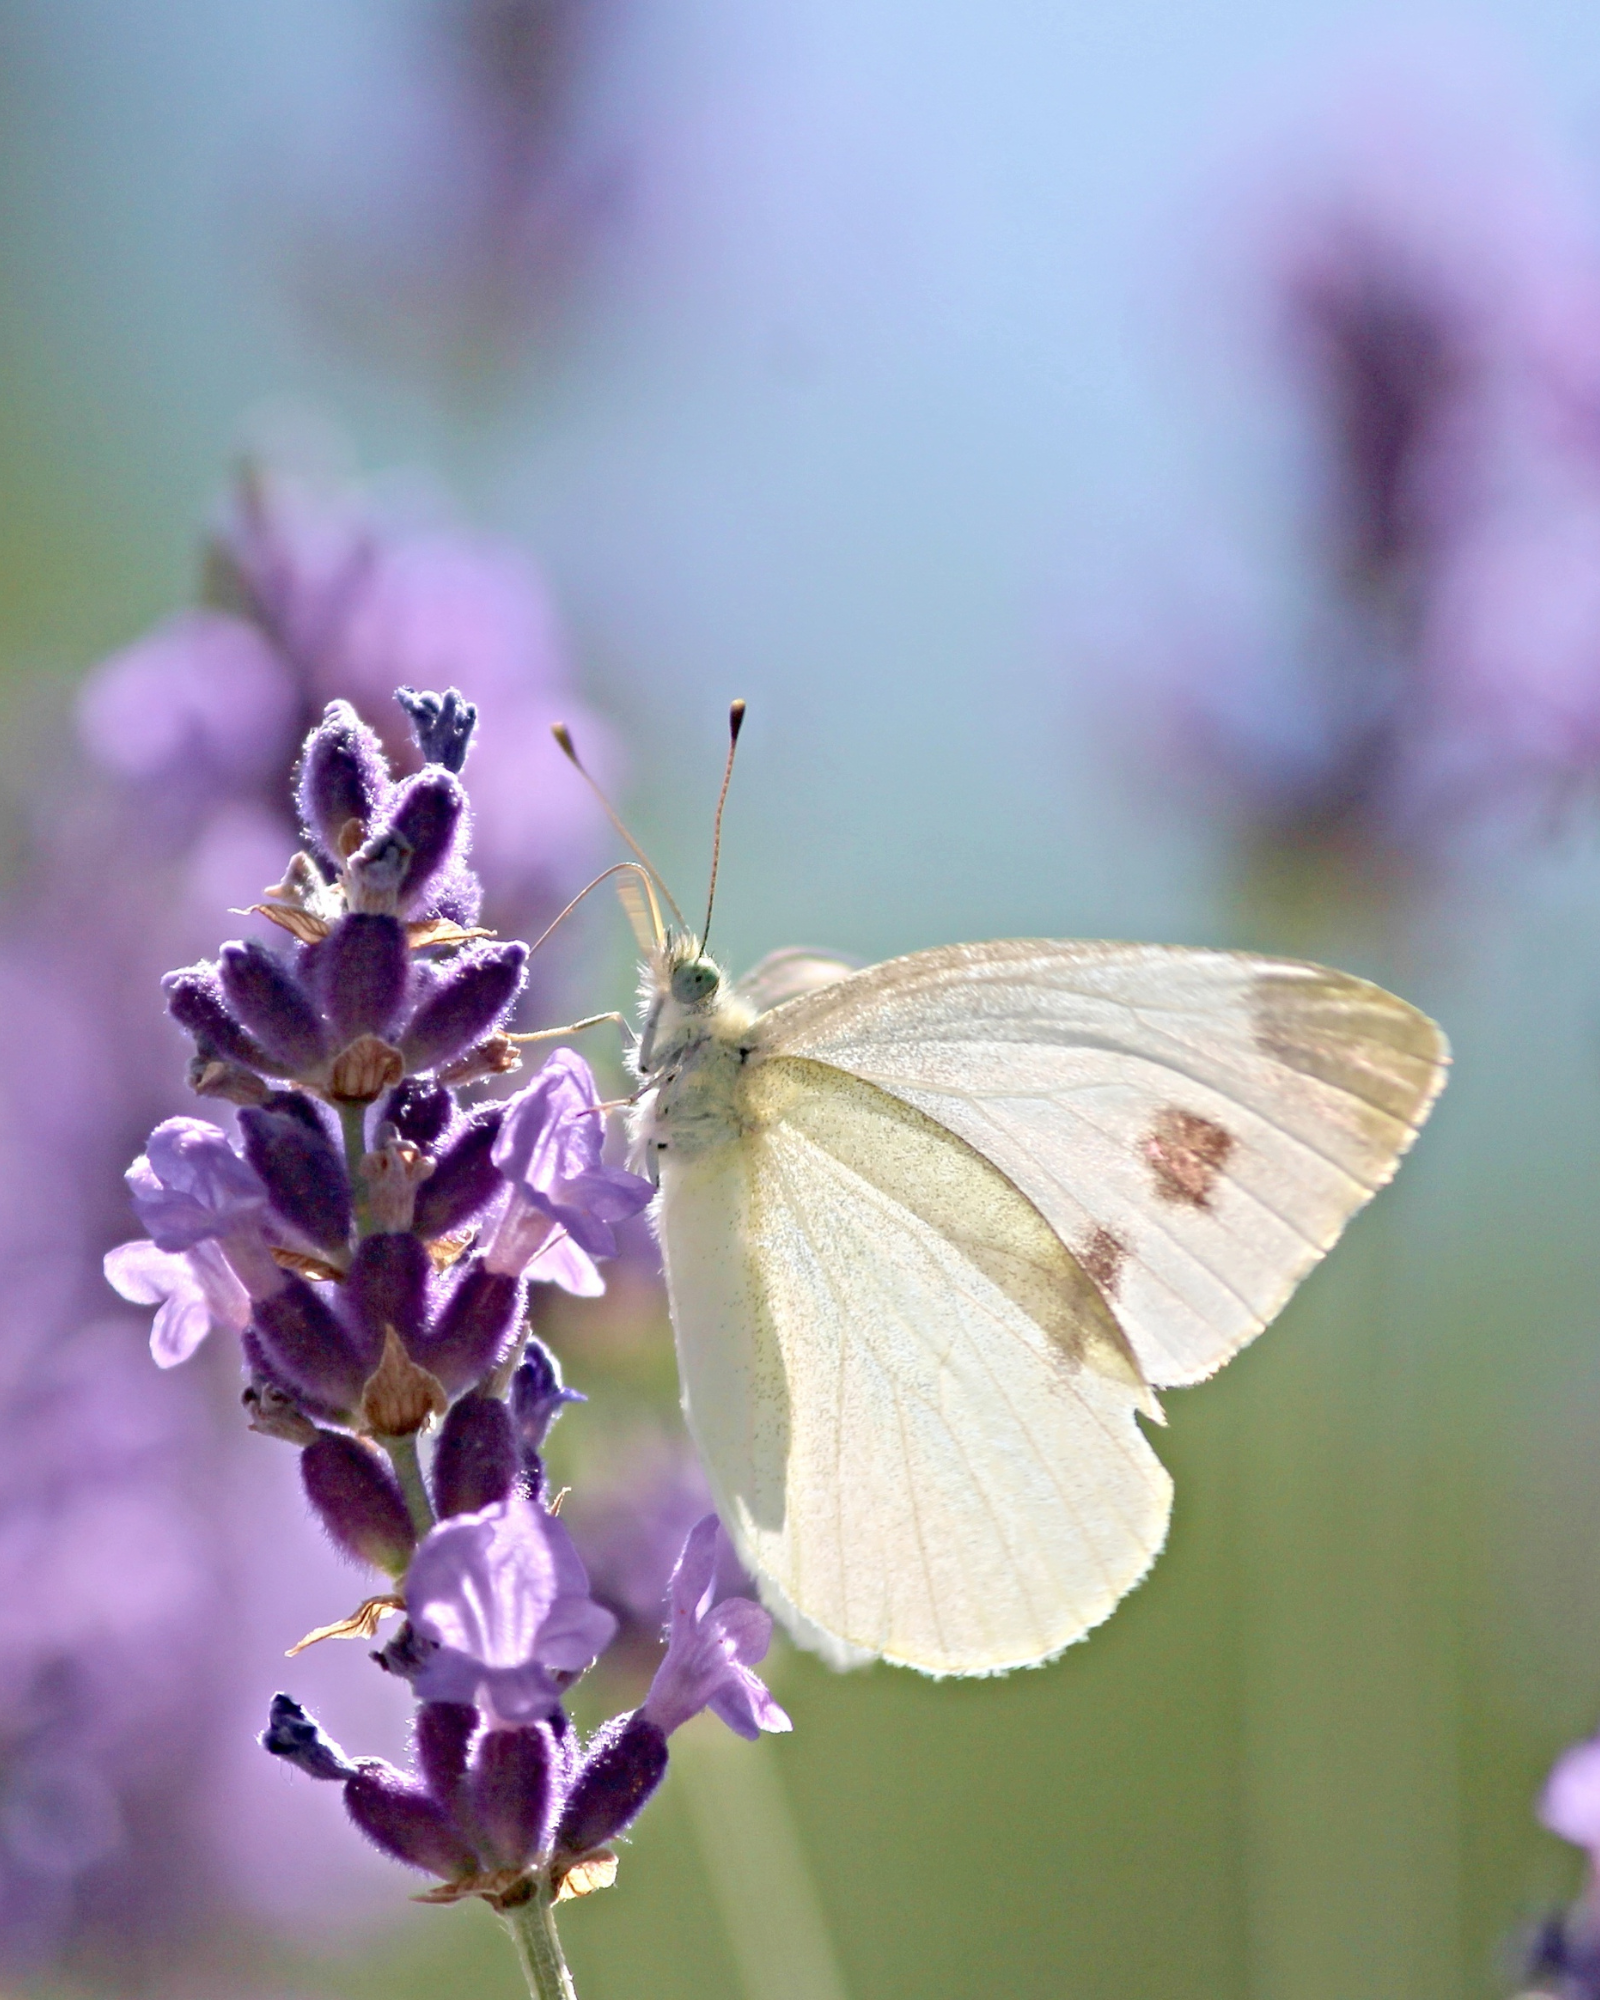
[752,941,1449,1389]
[656,1054,1173,1675]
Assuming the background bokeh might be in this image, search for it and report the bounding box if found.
[7,1,1600,1996]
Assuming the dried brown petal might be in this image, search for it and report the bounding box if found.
[406,917,494,951]
[437,1033,523,1088]
[359,1326,448,1438]
[329,1035,405,1104]
[285,1592,405,1657]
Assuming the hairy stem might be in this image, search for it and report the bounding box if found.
[339,1101,372,1235]
[502,1879,579,2000]
[379,1431,435,1540]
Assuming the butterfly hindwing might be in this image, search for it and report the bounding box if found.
[657,1052,1172,1675]
[753,940,1449,1389]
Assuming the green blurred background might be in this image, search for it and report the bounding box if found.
[10,1,1600,1995]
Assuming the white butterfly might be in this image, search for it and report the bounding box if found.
[627,930,1448,1677]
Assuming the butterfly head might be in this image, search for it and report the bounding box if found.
[636,932,738,1075]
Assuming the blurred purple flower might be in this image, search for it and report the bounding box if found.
[641,1517,790,1741]
[289,0,629,382]
[406,1495,618,1723]
[1124,49,1600,865]
[1544,1732,1600,1863]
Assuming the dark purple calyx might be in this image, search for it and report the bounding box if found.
[401,943,527,1073]
[301,1432,417,1575]
[554,1713,668,1859]
[412,1108,505,1240]
[316,913,409,1045]
[239,1101,352,1256]
[220,941,327,1074]
[432,1395,517,1517]
[298,700,392,860]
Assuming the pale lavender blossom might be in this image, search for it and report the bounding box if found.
[406,1495,618,1722]
[123,1119,269,1253]
[641,1516,791,1741]
[102,1239,252,1369]
[486,1050,653,1293]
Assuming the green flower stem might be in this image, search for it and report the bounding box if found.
[379,1431,435,1540]
[339,1101,372,1235]
[501,1879,579,2000]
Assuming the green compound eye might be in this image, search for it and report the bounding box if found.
[670,959,719,1005]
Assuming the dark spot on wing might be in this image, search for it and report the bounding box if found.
[1079,1226,1128,1298]
[1142,1109,1234,1210]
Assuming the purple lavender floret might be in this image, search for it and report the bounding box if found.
[411,1105,507,1240]
[641,1516,792,1741]
[124,1119,269,1253]
[510,1340,585,1454]
[492,1051,654,1263]
[554,1712,669,1860]
[314,913,411,1043]
[238,1101,353,1256]
[301,1432,419,1574]
[103,1238,252,1369]
[405,1494,617,1724]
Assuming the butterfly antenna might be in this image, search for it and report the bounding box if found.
[551,722,686,929]
[522,861,663,961]
[701,699,746,950]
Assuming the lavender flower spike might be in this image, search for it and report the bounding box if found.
[643,1516,791,1741]
[406,1494,617,1724]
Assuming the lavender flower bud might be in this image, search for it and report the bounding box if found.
[411,1108,505,1240]
[298,699,392,859]
[344,1763,477,1880]
[468,1723,555,1871]
[417,1260,522,1394]
[384,1078,453,1149]
[554,1713,668,1858]
[386,769,467,912]
[432,1394,517,1517]
[301,1433,417,1574]
[251,1275,377,1413]
[261,1693,358,1781]
[401,942,527,1073]
[219,941,328,1074]
[396,686,478,773]
[239,1102,353,1256]
[345,1231,432,1354]
[163,964,275,1073]
[510,1341,584,1454]
[413,1701,479,1807]
[314,913,409,1045]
